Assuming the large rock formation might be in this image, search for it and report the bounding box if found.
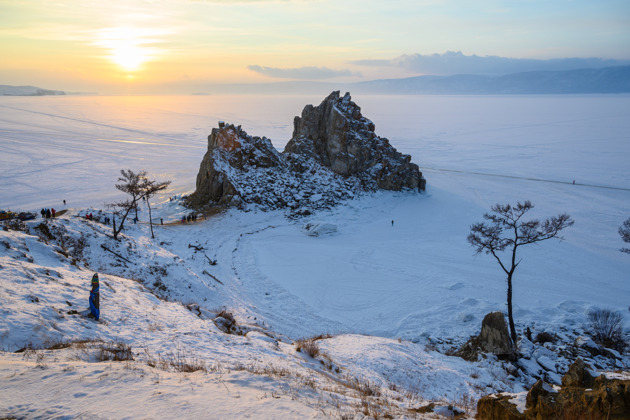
[187,92,425,213]
[285,91,424,191]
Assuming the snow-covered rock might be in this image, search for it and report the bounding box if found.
[188,92,425,213]
[303,221,338,237]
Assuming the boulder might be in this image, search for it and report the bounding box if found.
[303,221,338,237]
[457,311,515,361]
[478,312,516,359]
[476,394,524,420]
[562,358,595,388]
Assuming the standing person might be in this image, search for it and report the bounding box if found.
[89,273,100,321]
[40,209,45,218]
[63,199,66,206]
[46,209,51,219]
[51,208,56,218]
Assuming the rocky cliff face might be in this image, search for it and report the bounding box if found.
[285,91,424,191]
[187,92,425,213]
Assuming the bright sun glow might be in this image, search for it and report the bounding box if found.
[111,44,145,72]
[96,26,159,72]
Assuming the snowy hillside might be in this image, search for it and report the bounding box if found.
[1,94,629,418]
[0,84,65,96]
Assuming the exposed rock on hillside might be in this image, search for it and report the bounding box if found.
[476,359,630,420]
[187,92,425,213]
[457,311,516,361]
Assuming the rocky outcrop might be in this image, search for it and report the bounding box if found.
[187,92,425,213]
[188,123,282,207]
[285,91,425,191]
[457,311,516,361]
[476,359,630,420]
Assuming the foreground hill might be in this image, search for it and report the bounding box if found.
[1,196,627,418]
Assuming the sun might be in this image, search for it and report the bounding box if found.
[96,26,155,73]
[111,44,145,72]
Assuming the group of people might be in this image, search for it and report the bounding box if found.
[181,213,199,223]
[40,208,56,218]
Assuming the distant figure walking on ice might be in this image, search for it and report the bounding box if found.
[89,273,100,321]
[391,220,394,227]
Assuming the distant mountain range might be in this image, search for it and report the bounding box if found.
[0,85,65,96]
[207,65,630,95]
[352,65,630,94]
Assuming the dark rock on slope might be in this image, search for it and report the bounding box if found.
[476,358,630,420]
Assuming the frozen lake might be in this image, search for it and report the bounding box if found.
[1,94,629,211]
[1,93,629,339]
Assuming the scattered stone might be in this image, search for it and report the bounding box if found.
[575,335,603,357]
[536,355,557,373]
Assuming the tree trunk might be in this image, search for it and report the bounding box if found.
[113,217,118,241]
[147,199,155,239]
[506,273,517,345]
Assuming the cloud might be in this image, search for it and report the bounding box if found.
[352,52,630,76]
[247,65,357,80]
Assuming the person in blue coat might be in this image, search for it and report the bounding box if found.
[89,273,100,321]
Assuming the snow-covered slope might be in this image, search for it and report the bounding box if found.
[0,213,513,419]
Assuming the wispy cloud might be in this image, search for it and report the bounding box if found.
[352,52,630,76]
[247,65,358,79]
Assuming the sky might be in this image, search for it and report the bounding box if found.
[1,0,629,94]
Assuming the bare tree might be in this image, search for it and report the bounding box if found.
[467,201,574,345]
[619,217,630,254]
[109,169,147,240]
[141,177,171,239]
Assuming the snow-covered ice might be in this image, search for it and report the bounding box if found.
[1,94,629,418]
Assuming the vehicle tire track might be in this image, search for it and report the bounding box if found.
[419,166,630,192]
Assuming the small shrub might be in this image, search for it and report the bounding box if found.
[97,341,134,362]
[534,331,556,344]
[34,222,54,241]
[214,310,240,334]
[216,310,236,325]
[588,308,625,350]
[3,219,28,232]
[296,338,321,358]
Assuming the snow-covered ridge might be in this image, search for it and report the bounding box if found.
[188,91,425,214]
[0,84,65,96]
